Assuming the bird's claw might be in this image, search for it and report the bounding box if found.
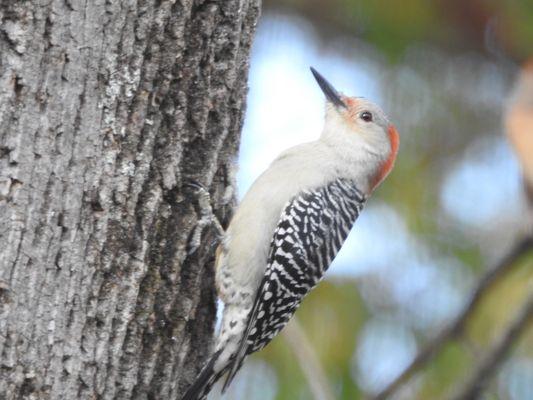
[185,179,225,255]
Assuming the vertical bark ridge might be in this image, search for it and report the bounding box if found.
[0,0,261,399]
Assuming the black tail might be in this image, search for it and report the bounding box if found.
[182,351,226,400]
[221,357,245,394]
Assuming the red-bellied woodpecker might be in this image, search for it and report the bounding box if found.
[182,67,400,400]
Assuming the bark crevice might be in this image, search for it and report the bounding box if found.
[0,0,261,398]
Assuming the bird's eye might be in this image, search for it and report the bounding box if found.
[360,111,373,122]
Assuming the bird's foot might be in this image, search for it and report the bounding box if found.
[185,180,225,255]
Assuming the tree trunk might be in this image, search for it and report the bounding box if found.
[0,0,260,399]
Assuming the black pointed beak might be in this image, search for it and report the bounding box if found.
[310,67,346,109]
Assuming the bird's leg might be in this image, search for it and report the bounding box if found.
[186,180,225,255]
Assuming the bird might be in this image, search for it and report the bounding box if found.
[505,58,533,226]
[182,67,400,400]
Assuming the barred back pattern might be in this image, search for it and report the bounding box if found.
[245,178,366,354]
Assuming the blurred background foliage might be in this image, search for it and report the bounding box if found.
[210,0,533,399]
[266,0,533,62]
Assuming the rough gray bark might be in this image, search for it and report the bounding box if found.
[0,0,260,399]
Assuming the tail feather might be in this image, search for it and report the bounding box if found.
[182,351,225,400]
[221,357,245,394]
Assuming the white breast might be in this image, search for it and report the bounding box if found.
[216,141,337,302]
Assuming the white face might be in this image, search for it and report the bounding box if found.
[323,97,393,160]
[310,67,398,188]
[340,97,391,147]
[310,67,392,152]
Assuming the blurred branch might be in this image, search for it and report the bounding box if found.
[450,291,533,400]
[283,318,335,400]
[371,235,533,400]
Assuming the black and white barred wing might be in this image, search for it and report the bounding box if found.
[224,178,366,387]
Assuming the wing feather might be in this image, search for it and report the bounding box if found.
[222,178,366,390]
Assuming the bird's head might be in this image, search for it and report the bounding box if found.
[311,67,399,191]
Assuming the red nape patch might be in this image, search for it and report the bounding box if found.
[344,97,360,119]
[345,97,358,107]
[370,124,400,191]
